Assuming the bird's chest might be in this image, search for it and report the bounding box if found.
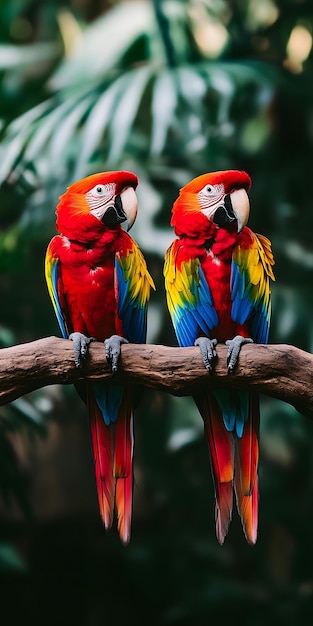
[59,241,117,338]
[202,250,231,303]
[201,249,234,339]
[61,242,115,289]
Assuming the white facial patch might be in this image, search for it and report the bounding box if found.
[198,183,225,221]
[86,182,116,220]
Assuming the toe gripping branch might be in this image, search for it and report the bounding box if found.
[69,332,95,368]
[195,334,254,374]
[69,332,129,373]
[194,337,218,374]
[104,334,129,374]
[226,335,253,373]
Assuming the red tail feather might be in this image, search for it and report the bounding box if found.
[196,391,234,544]
[116,472,133,545]
[235,475,258,545]
[114,390,134,544]
[88,387,134,544]
[88,391,115,530]
[234,393,259,544]
[196,389,260,544]
[215,482,233,545]
[113,391,133,478]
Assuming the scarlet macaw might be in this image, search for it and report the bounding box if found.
[45,170,155,544]
[164,170,275,544]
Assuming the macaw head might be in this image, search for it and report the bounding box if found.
[56,170,138,241]
[171,170,251,238]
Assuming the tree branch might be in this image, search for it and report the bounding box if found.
[0,337,312,418]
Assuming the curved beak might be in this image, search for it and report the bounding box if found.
[230,189,250,232]
[120,186,138,232]
[213,189,250,232]
[101,186,138,230]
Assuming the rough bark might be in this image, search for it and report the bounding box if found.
[0,337,312,418]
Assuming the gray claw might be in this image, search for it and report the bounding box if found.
[69,332,95,368]
[226,335,253,373]
[104,334,129,373]
[195,337,218,374]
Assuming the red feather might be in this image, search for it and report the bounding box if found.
[113,390,133,478]
[234,393,259,544]
[116,469,133,546]
[196,390,234,544]
[88,391,115,530]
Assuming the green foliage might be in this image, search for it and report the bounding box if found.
[1,0,313,624]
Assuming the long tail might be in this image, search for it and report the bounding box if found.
[195,389,259,545]
[234,392,259,545]
[195,391,234,545]
[88,387,134,545]
[113,391,134,545]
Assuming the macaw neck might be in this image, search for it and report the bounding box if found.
[60,225,129,249]
[211,227,238,261]
[56,204,124,245]
[180,227,238,262]
[56,228,133,267]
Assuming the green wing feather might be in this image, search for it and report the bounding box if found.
[45,240,69,339]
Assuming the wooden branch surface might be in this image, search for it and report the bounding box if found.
[0,337,312,418]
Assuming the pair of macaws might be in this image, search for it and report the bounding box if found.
[45,169,275,546]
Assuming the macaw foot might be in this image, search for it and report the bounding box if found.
[226,335,253,373]
[104,334,129,374]
[194,337,218,374]
[69,332,95,368]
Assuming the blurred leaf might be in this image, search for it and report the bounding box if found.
[0,42,60,70]
[47,95,94,173]
[108,65,153,161]
[73,79,127,179]
[21,95,86,164]
[0,423,30,514]
[49,1,155,91]
[11,398,46,429]
[0,543,27,573]
[0,324,15,347]
[150,69,178,154]
[0,100,52,183]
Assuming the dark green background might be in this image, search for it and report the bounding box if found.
[1,0,313,624]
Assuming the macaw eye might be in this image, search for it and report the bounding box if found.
[90,184,107,196]
[198,182,225,215]
[86,181,115,209]
[200,183,224,199]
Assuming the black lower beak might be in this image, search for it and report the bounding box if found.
[213,194,237,227]
[102,194,127,227]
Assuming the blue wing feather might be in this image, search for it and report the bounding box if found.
[115,242,155,344]
[231,230,274,344]
[165,246,219,348]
